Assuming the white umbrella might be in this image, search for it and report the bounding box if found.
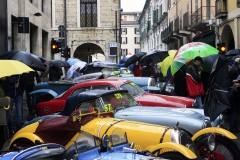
[67,61,87,79]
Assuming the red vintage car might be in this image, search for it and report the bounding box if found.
[36,78,195,116]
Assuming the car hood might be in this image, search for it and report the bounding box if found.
[115,106,206,120]
[114,106,209,135]
[134,93,189,108]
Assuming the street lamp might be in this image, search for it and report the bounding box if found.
[115,7,123,63]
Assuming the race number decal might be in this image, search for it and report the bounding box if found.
[104,104,112,112]
[130,82,135,86]
[114,93,122,99]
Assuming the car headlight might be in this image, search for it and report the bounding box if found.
[202,120,212,129]
[208,134,216,151]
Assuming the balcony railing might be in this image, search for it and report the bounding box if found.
[191,6,215,25]
[215,0,227,18]
[174,17,179,32]
[161,27,169,40]
[179,17,183,29]
[183,11,190,28]
[238,0,240,8]
[169,21,173,34]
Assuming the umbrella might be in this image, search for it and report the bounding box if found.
[203,55,230,121]
[225,49,240,56]
[166,58,191,79]
[66,58,81,66]
[175,44,219,60]
[32,55,47,63]
[0,50,46,71]
[48,59,70,67]
[140,50,169,66]
[0,60,34,78]
[124,52,147,67]
[157,50,177,77]
[201,54,222,73]
[174,42,208,58]
[67,61,87,79]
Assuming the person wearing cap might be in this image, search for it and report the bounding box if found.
[186,56,205,109]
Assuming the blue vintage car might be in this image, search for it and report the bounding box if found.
[24,90,240,159]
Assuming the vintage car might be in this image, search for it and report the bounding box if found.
[9,93,201,160]
[24,90,239,159]
[1,130,167,160]
[31,78,195,116]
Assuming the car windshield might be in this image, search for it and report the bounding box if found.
[76,92,138,112]
[54,91,66,99]
[119,82,145,97]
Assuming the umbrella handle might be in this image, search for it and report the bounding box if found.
[4,105,10,110]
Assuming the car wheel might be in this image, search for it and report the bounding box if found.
[160,152,193,160]
[196,135,240,160]
[9,138,35,150]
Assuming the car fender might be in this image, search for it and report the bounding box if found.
[148,142,197,159]
[191,127,237,141]
[29,89,58,98]
[8,133,44,148]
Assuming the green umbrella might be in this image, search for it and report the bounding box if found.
[175,44,219,59]
[167,58,191,79]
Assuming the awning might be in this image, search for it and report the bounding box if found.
[193,31,215,46]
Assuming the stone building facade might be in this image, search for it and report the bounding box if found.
[4,0,51,59]
[52,0,121,62]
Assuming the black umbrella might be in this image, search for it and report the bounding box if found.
[201,54,221,73]
[140,50,169,66]
[48,59,70,67]
[203,55,231,121]
[0,50,46,71]
[225,49,240,56]
[124,52,147,67]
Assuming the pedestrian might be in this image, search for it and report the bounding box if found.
[22,71,41,120]
[186,56,205,108]
[173,66,188,97]
[142,59,155,77]
[2,75,24,134]
[227,58,240,132]
[132,62,142,77]
[49,66,63,81]
[0,77,10,149]
[72,67,81,79]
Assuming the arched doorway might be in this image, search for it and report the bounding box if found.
[73,43,105,61]
[221,25,235,51]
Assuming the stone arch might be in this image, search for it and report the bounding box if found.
[73,43,105,61]
[221,25,235,51]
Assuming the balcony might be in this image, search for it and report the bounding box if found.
[173,17,191,36]
[215,0,227,18]
[238,0,240,8]
[190,6,215,31]
[161,21,178,44]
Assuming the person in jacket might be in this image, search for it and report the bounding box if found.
[0,77,10,149]
[227,78,240,132]
[186,56,204,108]
[22,71,41,120]
[132,62,142,77]
[142,59,155,77]
[2,75,25,134]
[49,66,63,81]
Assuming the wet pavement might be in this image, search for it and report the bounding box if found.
[2,94,240,152]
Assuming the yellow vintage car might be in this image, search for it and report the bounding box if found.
[8,109,199,160]
[9,90,237,159]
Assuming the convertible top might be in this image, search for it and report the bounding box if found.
[60,90,129,116]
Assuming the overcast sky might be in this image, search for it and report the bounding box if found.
[121,0,146,12]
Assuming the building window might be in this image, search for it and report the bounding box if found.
[80,0,97,27]
[135,37,140,44]
[29,0,33,3]
[122,49,128,56]
[122,28,127,34]
[134,14,137,20]
[135,48,140,54]
[124,16,127,21]
[122,37,127,44]
[41,0,44,12]
[135,28,140,34]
